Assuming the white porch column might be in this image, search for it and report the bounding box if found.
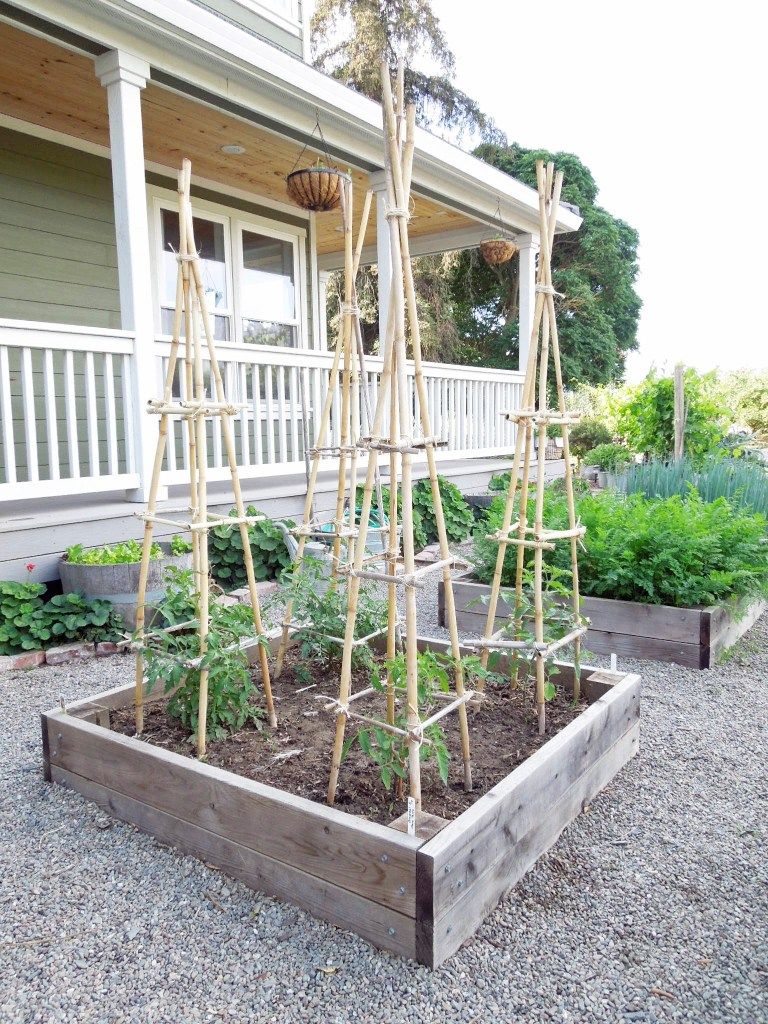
[95,49,161,502]
[318,270,331,351]
[369,171,391,351]
[517,234,540,373]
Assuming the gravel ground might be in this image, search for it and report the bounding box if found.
[2,594,767,1023]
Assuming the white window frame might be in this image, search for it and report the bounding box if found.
[233,215,304,349]
[148,186,309,350]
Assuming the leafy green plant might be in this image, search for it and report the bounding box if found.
[617,369,728,467]
[0,581,123,655]
[280,557,388,682]
[140,571,266,741]
[412,476,474,545]
[489,470,511,493]
[355,650,453,794]
[583,442,632,473]
[208,506,294,589]
[65,540,162,565]
[169,534,193,556]
[473,489,768,609]
[568,418,612,459]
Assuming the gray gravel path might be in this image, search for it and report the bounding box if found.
[2,607,767,1023]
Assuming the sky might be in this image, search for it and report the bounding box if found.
[423,1,767,381]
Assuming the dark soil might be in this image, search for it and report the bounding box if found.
[112,656,587,826]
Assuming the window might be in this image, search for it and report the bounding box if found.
[154,197,305,348]
[160,209,231,341]
[239,229,298,348]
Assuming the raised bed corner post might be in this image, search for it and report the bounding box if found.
[326,59,475,810]
[133,159,277,754]
[475,160,586,734]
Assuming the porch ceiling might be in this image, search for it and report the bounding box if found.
[0,22,475,256]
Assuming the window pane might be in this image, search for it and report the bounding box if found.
[242,320,297,347]
[161,209,228,311]
[240,231,295,323]
[161,306,230,342]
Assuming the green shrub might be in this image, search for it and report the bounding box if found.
[208,506,294,588]
[569,418,612,459]
[0,581,123,655]
[65,540,162,565]
[583,443,632,473]
[617,370,728,467]
[472,490,768,608]
[412,476,474,545]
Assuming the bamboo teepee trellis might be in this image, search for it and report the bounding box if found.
[476,160,587,734]
[322,63,475,810]
[273,173,391,677]
[133,159,276,756]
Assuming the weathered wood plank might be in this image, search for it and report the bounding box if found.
[445,577,703,643]
[51,766,416,959]
[44,713,422,915]
[582,628,701,668]
[707,600,766,665]
[427,724,640,966]
[422,673,641,920]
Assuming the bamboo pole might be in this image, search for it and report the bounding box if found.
[330,181,355,580]
[392,102,472,790]
[132,168,191,734]
[274,182,374,676]
[179,180,277,731]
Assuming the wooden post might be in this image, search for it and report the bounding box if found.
[674,363,685,460]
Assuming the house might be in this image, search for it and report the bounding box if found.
[0,0,581,583]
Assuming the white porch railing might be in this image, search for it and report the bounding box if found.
[0,319,524,502]
[154,338,524,485]
[0,320,139,501]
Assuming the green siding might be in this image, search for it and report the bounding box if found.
[0,128,120,329]
[190,0,304,57]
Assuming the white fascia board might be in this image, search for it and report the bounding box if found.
[10,0,582,235]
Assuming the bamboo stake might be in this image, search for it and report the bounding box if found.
[475,158,584,733]
[330,181,355,580]
[133,168,191,734]
[392,103,472,791]
[274,181,374,676]
[179,183,277,731]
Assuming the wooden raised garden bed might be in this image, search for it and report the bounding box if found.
[40,639,640,967]
[439,573,766,669]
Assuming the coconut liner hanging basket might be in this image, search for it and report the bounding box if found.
[480,237,518,265]
[286,166,351,212]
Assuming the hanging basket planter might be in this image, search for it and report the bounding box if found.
[480,237,518,265]
[286,166,351,212]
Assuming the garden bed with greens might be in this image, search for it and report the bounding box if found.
[441,484,768,668]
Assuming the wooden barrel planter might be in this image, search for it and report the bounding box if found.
[59,542,192,630]
[286,166,350,212]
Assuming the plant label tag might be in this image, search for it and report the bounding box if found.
[407,797,416,836]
